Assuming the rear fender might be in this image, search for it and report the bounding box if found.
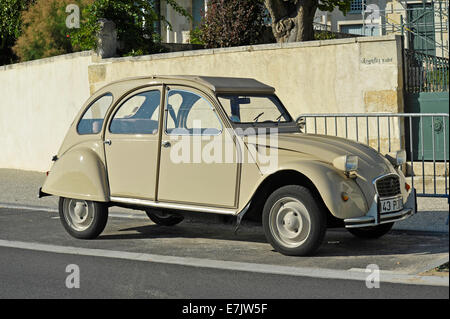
[42,147,109,202]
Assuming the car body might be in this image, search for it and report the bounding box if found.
[40,75,416,255]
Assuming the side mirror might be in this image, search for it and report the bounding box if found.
[295,116,306,132]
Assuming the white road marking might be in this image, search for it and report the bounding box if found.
[0,203,58,213]
[0,239,447,287]
[0,202,148,219]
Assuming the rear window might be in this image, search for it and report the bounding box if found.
[77,93,113,135]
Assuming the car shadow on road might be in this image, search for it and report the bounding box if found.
[98,221,449,258]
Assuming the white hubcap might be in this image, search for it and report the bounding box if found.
[269,197,311,248]
[64,199,94,231]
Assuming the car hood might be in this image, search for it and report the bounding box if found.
[245,132,394,183]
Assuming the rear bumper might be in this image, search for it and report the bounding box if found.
[344,189,417,228]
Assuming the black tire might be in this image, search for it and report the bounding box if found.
[347,222,394,239]
[145,209,184,226]
[262,185,326,256]
[59,197,108,239]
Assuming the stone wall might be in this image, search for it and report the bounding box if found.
[0,35,404,171]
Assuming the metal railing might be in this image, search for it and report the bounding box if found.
[405,49,450,92]
[297,113,449,200]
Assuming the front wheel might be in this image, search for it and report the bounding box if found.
[59,197,108,239]
[347,222,394,239]
[262,185,326,256]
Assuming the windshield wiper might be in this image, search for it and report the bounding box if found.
[276,114,283,124]
[253,112,264,123]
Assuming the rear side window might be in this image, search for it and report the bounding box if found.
[110,90,161,134]
[77,93,113,135]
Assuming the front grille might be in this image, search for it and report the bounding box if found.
[375,175,401,197]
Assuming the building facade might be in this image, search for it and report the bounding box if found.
[315,0,449,57]
[156,0,448,58]
[158,0,206,44]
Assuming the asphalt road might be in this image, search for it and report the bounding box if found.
[0,206,448,299]
[0,245,447,299]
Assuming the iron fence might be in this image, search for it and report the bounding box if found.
[405,49,450,92]
[296,113,449,200]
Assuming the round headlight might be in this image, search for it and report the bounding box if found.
[396,150,406,166]
[333,155,358,173]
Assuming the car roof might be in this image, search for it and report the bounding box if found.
[162,75,276,94]
[99,75,276,95]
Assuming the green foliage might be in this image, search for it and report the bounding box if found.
[200,0,268,48]
[314,31,336,40]
[189,27,204,45]
[7,0,190,63]
[71,0,190,56]
[12,0,92,62]
[0,0,32,65]
[318,0,351,14]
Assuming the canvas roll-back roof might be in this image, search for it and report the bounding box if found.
[99,75,276,95]
[159,75,276,94]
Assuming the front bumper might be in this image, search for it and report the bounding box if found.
[344,189,417,228]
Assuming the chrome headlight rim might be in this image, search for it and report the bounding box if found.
[395,150,406,166]
[333,155,359,174]
[385,149,407,168]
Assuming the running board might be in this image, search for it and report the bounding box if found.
[110,196,238,216]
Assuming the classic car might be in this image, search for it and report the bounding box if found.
[39,75,416,256]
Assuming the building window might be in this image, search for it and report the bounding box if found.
[350,0,363,13]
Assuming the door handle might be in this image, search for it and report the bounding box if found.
[161,140,171,148]
[104,139,112,145]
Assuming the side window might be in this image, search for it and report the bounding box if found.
[77,93,113,135]
[166,89,222,135]
[110,90,161,134]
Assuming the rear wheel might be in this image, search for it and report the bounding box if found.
[347,222,394,239]
[262,185,326,256]
[59,197,108,239]
[145,209,184,226]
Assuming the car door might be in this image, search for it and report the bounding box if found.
[157,86,240,208]
[104,86,163,199]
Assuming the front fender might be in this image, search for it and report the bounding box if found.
[42,147,109,202]
[277,160,369,219]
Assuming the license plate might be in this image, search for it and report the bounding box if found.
[380,197,403,213]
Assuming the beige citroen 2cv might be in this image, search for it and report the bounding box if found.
[39,76,416,256]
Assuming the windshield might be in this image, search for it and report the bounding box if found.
[217,94,292,124]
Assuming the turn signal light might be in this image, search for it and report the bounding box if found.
[341,192,349,201]
[46,171,49,176]
[405,183,411,191]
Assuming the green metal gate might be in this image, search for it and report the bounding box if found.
[404,50,449,162]
[405,92,449,161]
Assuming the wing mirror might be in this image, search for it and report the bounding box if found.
[295,116,306,132]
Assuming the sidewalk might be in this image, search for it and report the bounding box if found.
[0,168,448,233]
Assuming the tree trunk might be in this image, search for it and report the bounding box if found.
[265,0,318,43]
